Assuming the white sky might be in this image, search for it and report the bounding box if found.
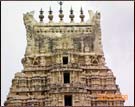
[1,1,134,106]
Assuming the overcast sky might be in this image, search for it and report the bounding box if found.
[1,1,134,106]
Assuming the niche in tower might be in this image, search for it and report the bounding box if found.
[64,72,70,84]
[64,95,72,106]
[63,56,68,64]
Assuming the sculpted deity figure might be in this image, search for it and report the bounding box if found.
[99,56,106,66]
[84,44,90,52]
[40,56,46,66]
[85,56,91,65]
[26,57,32,66]
[71,55,75,63]
[56,56,60,63]
[22,57,32,67]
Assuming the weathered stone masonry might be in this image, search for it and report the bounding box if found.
[4,5,125,106]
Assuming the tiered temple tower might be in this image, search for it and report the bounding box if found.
[4,3,125,106]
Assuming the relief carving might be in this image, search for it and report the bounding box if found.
[40,56,46,66]
[23,11,37,55]
[35,36,51,53]
[85,56,91,65]
[21,57,33,67]
[72,34,95,52]
[73,37,81,52]
[23,11,37,28]
[84,35,95,52]
[85,55,104,66]
[91,55,99,65]
[32,57,40,65]
[84,44,90,52]
[56,56,60,63]
[99,56,106,66]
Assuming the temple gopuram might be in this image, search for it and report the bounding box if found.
[4,2,125,106]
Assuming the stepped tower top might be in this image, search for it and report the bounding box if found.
[23,3,103,58]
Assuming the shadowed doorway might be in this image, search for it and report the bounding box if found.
[64,95,72,106]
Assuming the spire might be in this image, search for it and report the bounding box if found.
[80,7,85,22]
[39,8,44,22]
[69,6,75,22]
[58,1,64,21]
[80,7,83,14]
[49,6,52,14]
[48,6,53,22]
[59,1,63,13]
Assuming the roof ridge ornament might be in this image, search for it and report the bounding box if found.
[58,1,64,22]
[58,1,63,12]
[69,6,75,22]
[80,6,85,22]
[48,6,53,22]
[39,8,44,22]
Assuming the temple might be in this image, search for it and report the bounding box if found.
[4,2,125,106]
